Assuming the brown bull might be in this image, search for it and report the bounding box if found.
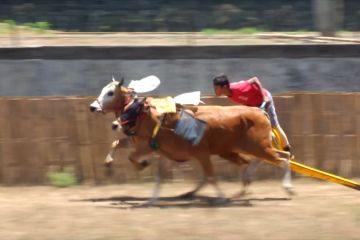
[89,79,293,204]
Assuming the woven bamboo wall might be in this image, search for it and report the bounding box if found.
[0,93,359,185]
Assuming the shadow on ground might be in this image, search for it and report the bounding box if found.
[72,195,291,209]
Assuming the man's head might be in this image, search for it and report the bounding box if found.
[212,74,231,96]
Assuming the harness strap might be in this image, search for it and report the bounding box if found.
[149,114,165,150]
[96,99,105,114]
[152,122,161,138]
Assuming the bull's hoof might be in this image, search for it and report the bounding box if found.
[177,191,196,199]
[105,161,113,168]
[104,161,113,176]
[139,160,151,170]
[231,190,252,199]
[284,187,297,196]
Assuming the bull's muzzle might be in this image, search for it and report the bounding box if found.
[89,106,97,112]
[89,101,103,113]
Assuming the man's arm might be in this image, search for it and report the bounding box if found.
[247,77,269,102]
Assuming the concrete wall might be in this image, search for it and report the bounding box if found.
[0,45,359,96]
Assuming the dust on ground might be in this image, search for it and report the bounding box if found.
[1,179,359,240]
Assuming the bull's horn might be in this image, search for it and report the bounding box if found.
[114,75,124,87]
[119,77,124,86]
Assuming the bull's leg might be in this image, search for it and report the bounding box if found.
[178,177,207,199]
[219,152,252,197]
[128,145,153,171]
[265,148,295,196]
[128,143,161,206]
[238,160,262,197]
[245,157,296,196]
[274,149,295,195]
[219,153,264,198]
[105,138,130,166]
[105,140,119,165]
[142,160,162,206]
[104,138,131,176]
[243,160,261,187]
[179,156,226,203]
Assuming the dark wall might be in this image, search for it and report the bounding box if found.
[0,0,359,31]
[0,44,359,96]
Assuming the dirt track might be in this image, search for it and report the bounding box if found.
[1,179,359,240]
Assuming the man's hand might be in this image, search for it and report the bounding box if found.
[247,77,260,85]
[263,94,270,103]
[260,100,270,111]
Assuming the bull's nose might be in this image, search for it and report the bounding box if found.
[89,106,96,112]
[111,123,118,130]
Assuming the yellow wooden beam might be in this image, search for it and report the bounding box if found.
[290,160,360,191]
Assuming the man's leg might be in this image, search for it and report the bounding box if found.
[265,91,293,157]
[273,125,291,152]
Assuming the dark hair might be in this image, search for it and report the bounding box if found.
[212,74,230,87]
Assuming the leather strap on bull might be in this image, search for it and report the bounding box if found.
[149,121,161,150]
[146,97,176,150]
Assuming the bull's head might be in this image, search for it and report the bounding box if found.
[89,76,135,114]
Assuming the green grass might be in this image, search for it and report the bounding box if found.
[0,19,52,34]
[24,21,51,32]
[0,20,16,34]
[47,167,77,188]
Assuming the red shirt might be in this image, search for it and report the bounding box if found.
[228,80,266,106]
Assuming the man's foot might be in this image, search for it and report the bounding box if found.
[283,145,294,159]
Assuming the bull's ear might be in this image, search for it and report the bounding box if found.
[143,104,151,113]
[117,77,124,87]
[143,99,151,112]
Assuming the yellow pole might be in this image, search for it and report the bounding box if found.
[289,160,360,190]
[271,128,360,191]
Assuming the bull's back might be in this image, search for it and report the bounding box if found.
[196,105,269,128]
[195,105,272,153]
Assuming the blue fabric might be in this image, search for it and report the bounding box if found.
[120,99,142,128]
[174,111,207,145]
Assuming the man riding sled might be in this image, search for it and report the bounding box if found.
[212,74,293,158]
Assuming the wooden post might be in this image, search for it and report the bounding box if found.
[312,0,344,36]
[73,98,96,184]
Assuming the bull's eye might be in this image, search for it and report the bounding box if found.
[107,91,114,97]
